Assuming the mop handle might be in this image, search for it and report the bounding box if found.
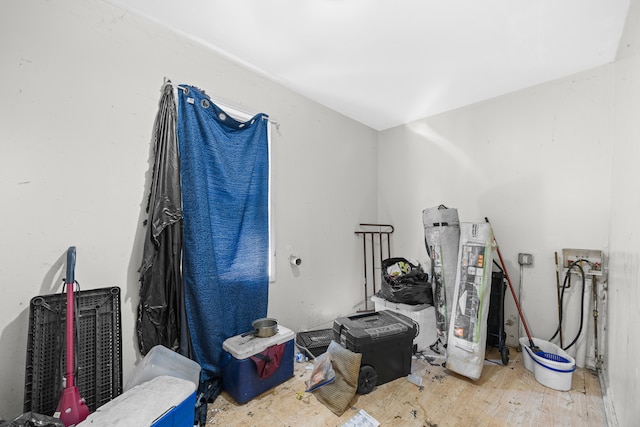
[485,218,536,346]
[66,246,76,285]
[65,246,76,388]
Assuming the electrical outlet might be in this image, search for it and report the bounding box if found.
[518,253,533,266]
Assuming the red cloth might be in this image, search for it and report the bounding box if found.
[250,342,286,379]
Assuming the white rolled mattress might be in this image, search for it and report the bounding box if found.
[445,222,494,380]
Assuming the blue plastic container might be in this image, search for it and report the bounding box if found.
[152,390,196,427]
[222,325,295,404]
[77,376,196,427]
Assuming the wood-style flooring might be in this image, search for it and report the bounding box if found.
[206,346,607,427]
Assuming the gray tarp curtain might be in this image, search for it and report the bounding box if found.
[137,82,188,356]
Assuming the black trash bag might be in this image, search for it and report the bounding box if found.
[0,412,64,427]
[194,376,222,426]
[378,257,433,305]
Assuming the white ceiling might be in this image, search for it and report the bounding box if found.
[104,0,630,130]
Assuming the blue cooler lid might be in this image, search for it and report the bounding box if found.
[223,325,294,359]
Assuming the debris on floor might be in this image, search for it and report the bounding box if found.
[341,409,379,427]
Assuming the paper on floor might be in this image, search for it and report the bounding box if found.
[341,409,380,427]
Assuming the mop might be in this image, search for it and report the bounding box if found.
[486,218,571,363]
[54,247,90,426]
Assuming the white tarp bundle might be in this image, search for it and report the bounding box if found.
[445,222,494,380]
[422,205,460,352]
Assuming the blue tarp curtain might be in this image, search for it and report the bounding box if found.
[176,85,270,382]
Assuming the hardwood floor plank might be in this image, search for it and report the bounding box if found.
[206,347,607,426]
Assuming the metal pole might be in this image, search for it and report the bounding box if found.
[362,234,368,310]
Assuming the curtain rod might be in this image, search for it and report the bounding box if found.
[164,80,279,128]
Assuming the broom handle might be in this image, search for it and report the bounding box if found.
[485,218,536,347]
[65,247,76,388]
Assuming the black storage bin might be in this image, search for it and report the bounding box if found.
[295,329,333,357]
[332,310,417,394]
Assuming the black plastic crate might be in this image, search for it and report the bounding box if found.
[295,329,333,357]
[24,287,122,415]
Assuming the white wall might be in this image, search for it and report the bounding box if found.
[378,2,640,423]
[2,0,637,424]
[607,0,640,425]
[0,0,377,418]
[378,66,613,352]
